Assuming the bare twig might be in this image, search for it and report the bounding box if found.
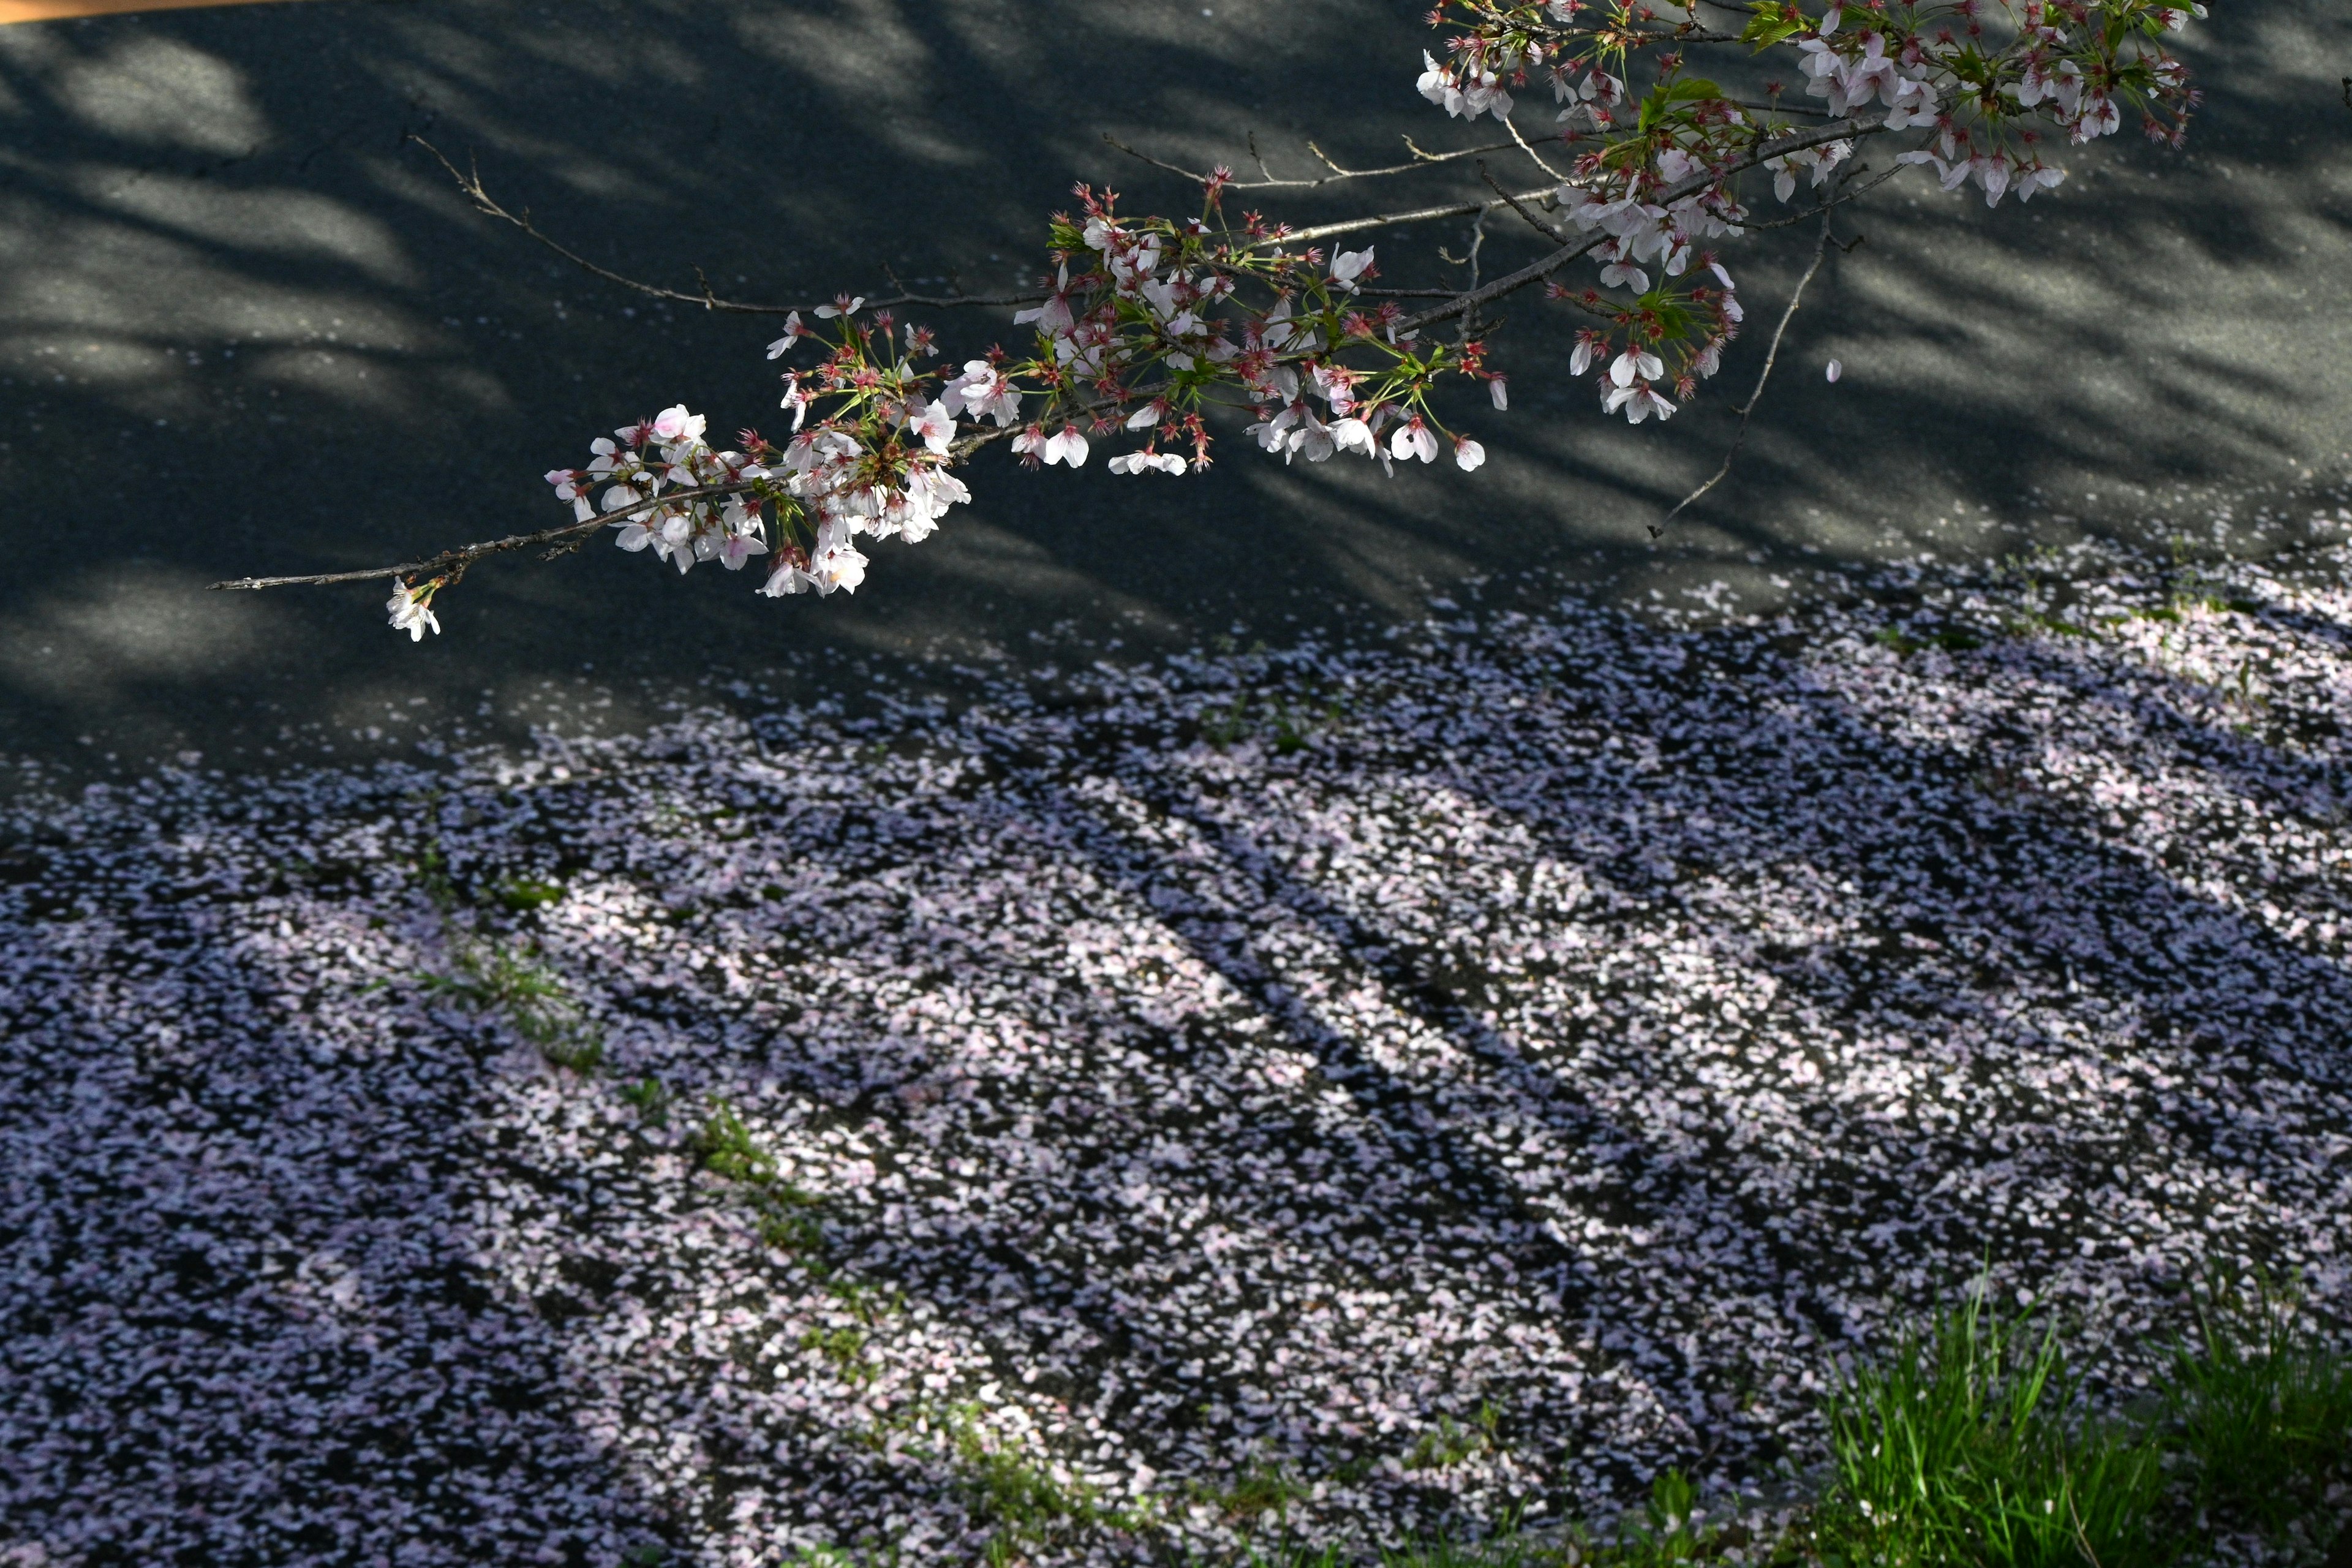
[1103,131,1526,190]
[1502,115,1569,181]
[1653,202,1838,535]
[1439,208,1493,343]
[1481,163,1571,244]
[408,137,1044,316]
[1246,130,1279,185]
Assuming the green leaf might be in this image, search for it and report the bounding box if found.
[1742,9,1804,49]
[1635,295,1696,340]
[1638,77,1727,132]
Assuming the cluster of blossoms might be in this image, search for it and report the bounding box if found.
[547,406,774,575]
[471,187,1501,635]
[1414,0,2203,431]
[372,0,2203,638]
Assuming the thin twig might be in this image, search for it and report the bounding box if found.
[1449,209,1491,344]
[1502,115,1569,180]
[1102,132,1526,190]
[1482,163,1571,244]
[408,137,1045,316]
[1652,202,1838,535]
[1248,130,1279,185]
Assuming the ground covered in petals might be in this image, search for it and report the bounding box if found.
[4,533,2350,1568]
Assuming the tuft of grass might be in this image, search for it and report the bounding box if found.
[494,875,565,912]
[537,1033,606,1074]
[420,937,602,1074]
[760,1205,826,1254]
[1403,1403,1504,1472]
[690,1098,778,1184]
[1200,680,1348,753]
[413,842,459,911]
[1204,1456,1313,1522]
[619,1074,673,1126]
[1817,1281,2166,1568]
[684,1096,831,1267]
[782,1550,871,1568]
[1610,1469,1719,1567]
[2166,1268,2352,1532]
[1242,1528,1578,1567]
[938,1403,1149,1558]
[800,1324,875,1385]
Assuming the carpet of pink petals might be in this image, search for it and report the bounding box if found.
[3,537,2350,1568]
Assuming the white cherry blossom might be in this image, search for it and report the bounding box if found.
[384,581,439,641]
[1106,450,1188,475]
[1389,417,1438,464]
[1330,247,1376,294]
[1603,380,1677,423]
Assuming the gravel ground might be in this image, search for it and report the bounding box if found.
[4,521,2350,1568]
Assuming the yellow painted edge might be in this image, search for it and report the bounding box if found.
[0,0,307,24]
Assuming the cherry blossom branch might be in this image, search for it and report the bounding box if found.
[1736,157,1909,230]
[1515,20,1743,47]
[206,481,763,592]
[243,2,2211,639]
[1653,204,1838,534]
[1733,97,1831,118]
[1471,167,1623,322]
[409,137,1046,316]
[1396,111,1890,333]
[208,418,1043,596]
[1273,179,1573,247]
[1101,132,1528,190]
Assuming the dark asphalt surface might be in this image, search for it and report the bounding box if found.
[2,0,2348,781]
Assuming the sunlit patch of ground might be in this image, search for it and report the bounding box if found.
[0,1,300,24]
[2,530,2349,1567]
